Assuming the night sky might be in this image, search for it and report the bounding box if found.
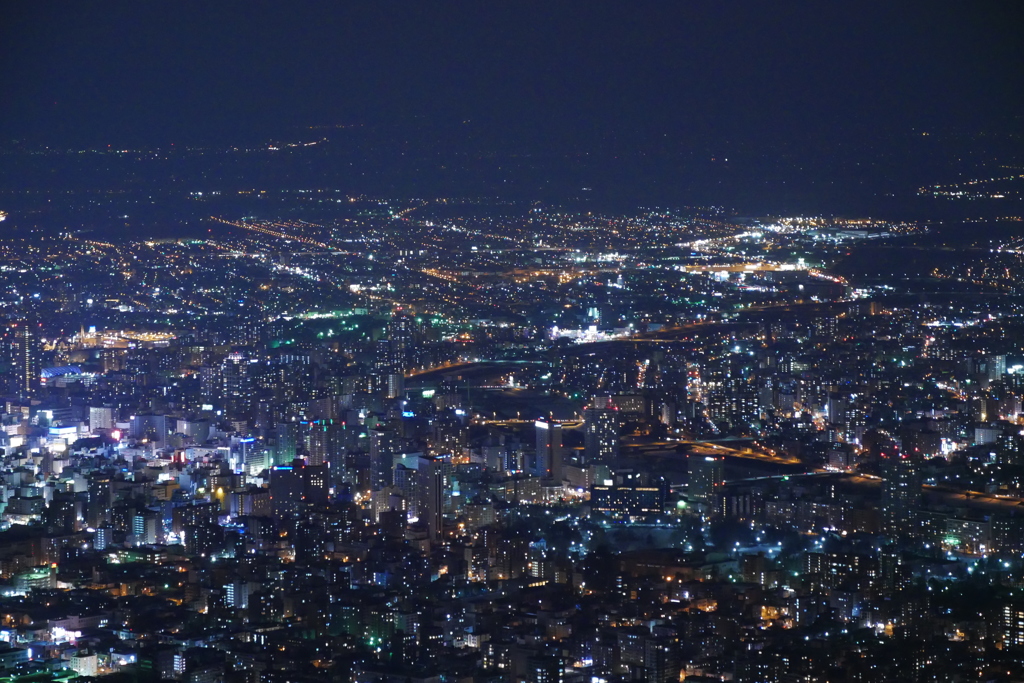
[3,1,1022,147]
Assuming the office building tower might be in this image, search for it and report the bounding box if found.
[274,420,302,465]
[418,455,445,543]
[87,474,112,528]
[269,463,305,520]
[393,464,418,521]
[370,427,400,490]
[132,413,168,445]
[302,463,330,506]
[688,455,724,508]
[535,418,563,481]
[242,440,270,477]
[6,322,40,399]
[268,459,329,520]
[89,406,115,432]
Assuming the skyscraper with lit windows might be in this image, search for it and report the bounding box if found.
[584,403,620,463]
[688,455,724,510]
[6,322,40,400]
[880,446,922,537]
[535,418,563,481]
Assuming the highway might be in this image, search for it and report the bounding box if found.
[405,359,547,382]
[621,438,801,466]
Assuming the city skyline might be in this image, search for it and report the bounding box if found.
[0,3,1023,682]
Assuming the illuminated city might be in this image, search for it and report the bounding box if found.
[0,3,1022,682]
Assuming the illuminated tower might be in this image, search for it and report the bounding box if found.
[221,351,252,419]
[369,426,400,490]
[374,315,414,399]
[535,418,563,481]
[584,403,620,463]
[307,419,344,467]
[7,322,40,399]
[274,419,302,466]
[386,315,414,371]
[373,338,393,392]
[880,446,922,537]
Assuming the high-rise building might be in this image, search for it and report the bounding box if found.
[369,427,400,490]
[303,463,330,506]
[177,417,211,443]
[87,474,113,528]
[307,419,344,467]
[132,511,161,546]
[93,524,111,551]
[269,350,313,403]
[688,455,724,508]
[393,464,418,521]
[221,351,252,420]
[998,600,1024,648]
[386,314,414,371]
[431,408,467,456]
[703,356,758,429]
[373,316,414,399]
[199,364,222,402]
[269,463,305,520]
[987,354,1008,381]
[879,545,911,594]
[584,403,619,463]
[274,420,302,466]
[45,491,84,534]
[384,372,404,400]
[644,637,681,683]
[6,322,40,399]
[268,460,330,520]
[89,406,115,432]
[418,455,445,543]
[535,418,563,481]
[880,446,922,537]
[372,338,395,397]
[224,578,251,610]
[132,413,168,445]
[242,440,270,476]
